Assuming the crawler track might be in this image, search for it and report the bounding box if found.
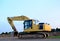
[18,32,49,39]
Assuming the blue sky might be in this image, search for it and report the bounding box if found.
[0,0,60,33]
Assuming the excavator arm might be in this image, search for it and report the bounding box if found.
[7,15,30,32]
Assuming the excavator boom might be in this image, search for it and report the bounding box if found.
[7,15,30,32]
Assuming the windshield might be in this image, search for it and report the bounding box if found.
[24,20,32,30]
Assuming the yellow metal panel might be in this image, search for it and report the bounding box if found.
[43,24,51,31]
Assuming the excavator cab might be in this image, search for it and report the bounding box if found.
[24,20,32,30]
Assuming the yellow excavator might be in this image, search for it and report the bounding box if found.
[7,15,51,39]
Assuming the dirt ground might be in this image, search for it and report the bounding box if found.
[0,37,60,41]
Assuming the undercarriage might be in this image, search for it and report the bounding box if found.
[17,31,50,39]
